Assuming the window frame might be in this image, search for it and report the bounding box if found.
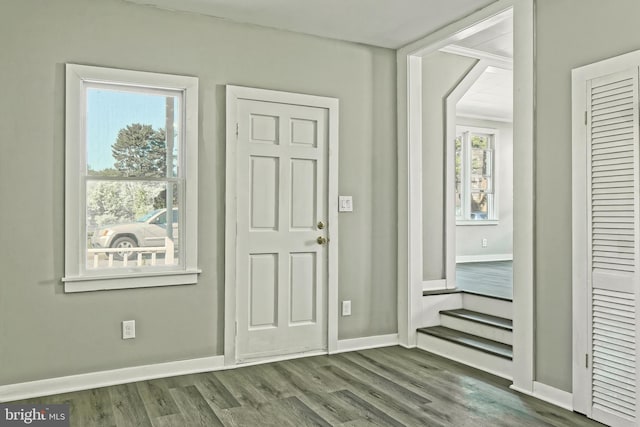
[63,64,199,292]
[455,125,499,225]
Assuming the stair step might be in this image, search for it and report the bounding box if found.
[417,326,513,360]
[461,290,512,302]
[462,292,512,320]
[440,309,512,331]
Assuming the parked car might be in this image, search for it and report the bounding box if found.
[91,208,178,260]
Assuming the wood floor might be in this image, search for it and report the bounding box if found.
[13,346,602,427]
[456,261,513,300]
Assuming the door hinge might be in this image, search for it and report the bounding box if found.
[585,353,589,368]
[236,122,239,137]
[584,111,587,126]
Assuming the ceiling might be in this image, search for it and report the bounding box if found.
[123,0,511,121]
[451,13,513,122]
[453,13,513,58]
[457,66,512,122]
[124,0,498,49]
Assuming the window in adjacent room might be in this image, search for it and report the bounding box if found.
[63,64,199,292]
[455,126,497,223]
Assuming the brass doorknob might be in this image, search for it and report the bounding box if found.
[317,236,327,245]
[317,221,325,230]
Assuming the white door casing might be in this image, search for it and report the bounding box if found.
[225,86,339,364]
[573,52,640,427]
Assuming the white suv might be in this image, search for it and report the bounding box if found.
[90,208,178,260]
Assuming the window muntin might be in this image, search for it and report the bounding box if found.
[64,64,199,291]
[455,127,497,222]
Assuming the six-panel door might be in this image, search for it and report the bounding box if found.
[235,99,328,361]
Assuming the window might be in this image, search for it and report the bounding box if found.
[455,126,497,223]
[64,64,199,292]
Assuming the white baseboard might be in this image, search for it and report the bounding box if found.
[533,382,573,411]
[0,356,224,403]
[510,382,573,412]
[1,334,403,403]
[456,254,513,263]
[333,333,399,354]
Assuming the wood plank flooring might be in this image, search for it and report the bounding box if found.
[13,346,601,427]
[456,261,513,299]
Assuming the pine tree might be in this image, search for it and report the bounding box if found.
[111,123,166,177]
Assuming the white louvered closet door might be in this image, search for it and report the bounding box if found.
[587,67,640,427]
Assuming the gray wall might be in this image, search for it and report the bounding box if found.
[0,0,397,385]
[422,52,477,280]
[456,118,513,259]
[535,0,640,391]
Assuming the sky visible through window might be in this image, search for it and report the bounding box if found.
[86,89,171,172]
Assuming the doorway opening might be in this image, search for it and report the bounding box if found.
[445,25,514,300]
[397,0,535,392]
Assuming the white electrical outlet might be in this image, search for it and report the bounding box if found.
[482,238,488,248]
[122,320,136,339]
[342,300,352,316]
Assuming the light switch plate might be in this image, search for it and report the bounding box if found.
[339,196,353,212]
[122,320,136,339]
[342,300,352,316]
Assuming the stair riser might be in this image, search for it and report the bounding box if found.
[420,293,463,327]
[417,333,512,380]
[462,294,512,319]
[440,316,512,345]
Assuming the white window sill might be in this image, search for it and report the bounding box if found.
[456,220,499,226]
[62,269,201,293]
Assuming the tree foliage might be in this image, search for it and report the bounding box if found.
[111,123,167,177]
[87,123,172,228]
[87,182,160,226]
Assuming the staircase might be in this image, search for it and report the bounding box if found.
[417,291,513,379]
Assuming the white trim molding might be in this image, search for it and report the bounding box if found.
[0,356,224,403]
[533,382,574,412]
[397,0,535,393]
[511,382,573,412]
[439,45,513,70]
[510,0,536,395]
[333,334,399,354]
[456,254,513,263]
[0,336,404,403]
[63,64,199,293]
[422,279,447,291]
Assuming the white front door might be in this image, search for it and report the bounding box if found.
[233,96,329,361]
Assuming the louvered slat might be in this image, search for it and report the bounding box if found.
[590,75,636,275]
[592,289,637,420]
[588,71,639,426]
